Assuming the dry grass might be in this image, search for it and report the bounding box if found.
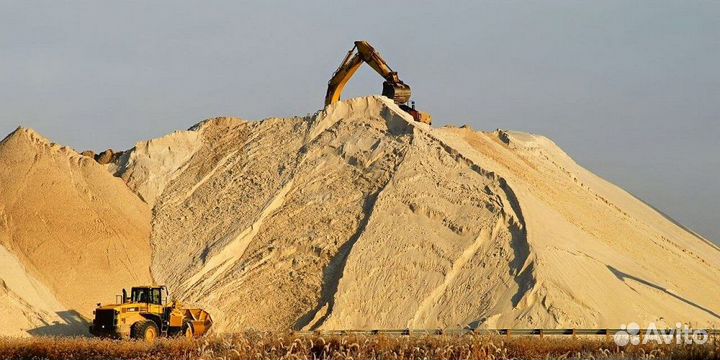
[0,332,718,360]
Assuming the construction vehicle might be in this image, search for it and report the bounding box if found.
[89,285,212,341]
[325,41,432,125]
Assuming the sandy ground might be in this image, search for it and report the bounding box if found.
[0,96,718,336]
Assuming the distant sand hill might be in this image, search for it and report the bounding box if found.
[1,96,718,336]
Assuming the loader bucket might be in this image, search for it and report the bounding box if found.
[185,308,213,336]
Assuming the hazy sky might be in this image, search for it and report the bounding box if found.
[1,1,718,243]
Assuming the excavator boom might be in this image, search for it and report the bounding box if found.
[325,45,364,105]
[325,41,430,125]
[354,41,394,81]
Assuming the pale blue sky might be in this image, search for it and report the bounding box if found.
[1,1,718,243]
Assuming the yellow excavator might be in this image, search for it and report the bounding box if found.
[325,41,432,125]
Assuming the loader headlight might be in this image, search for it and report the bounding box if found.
[123,307,139,312]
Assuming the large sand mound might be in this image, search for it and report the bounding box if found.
[1,96,718,336]
[0,128,153,336]
[120,96,720,332]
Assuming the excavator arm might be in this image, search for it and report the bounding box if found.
[325,45,365,105]
[325,41,411,106]
[324,41,432,125]
[354,41,397,83]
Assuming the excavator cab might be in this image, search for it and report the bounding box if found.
[399,101,432,125]
[326,41,432,125]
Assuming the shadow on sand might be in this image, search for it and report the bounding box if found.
[607,265,720,320]
[27,310,90,336]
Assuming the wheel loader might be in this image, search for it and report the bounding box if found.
[326,40,432,125]
[89,285,212,341]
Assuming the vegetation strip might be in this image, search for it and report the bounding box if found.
[1,332,718,360]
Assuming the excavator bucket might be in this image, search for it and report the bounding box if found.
[382,81,411,104]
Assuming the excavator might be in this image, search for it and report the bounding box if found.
[325,41,432,125]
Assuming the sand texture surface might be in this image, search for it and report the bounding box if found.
[0,96,718,336]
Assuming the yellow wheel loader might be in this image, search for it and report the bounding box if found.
[326,40,432,125]
[90,285,212,341]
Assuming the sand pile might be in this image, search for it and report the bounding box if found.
[118,96,719,332]
[0,128,153,336]
[1,96,718,336]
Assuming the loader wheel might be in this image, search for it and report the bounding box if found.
[131,320,159,342]
[182,320,194,339]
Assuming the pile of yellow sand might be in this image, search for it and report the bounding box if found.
[0,128,153,336]
[1,96,718,336]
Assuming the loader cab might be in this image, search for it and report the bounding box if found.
[128,286,169,306]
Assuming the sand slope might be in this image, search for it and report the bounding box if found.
[1,96,718,336]
[116,96,720,331]
[0,128,153,336]
[430,128,720,328]
[0,243,74,337]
